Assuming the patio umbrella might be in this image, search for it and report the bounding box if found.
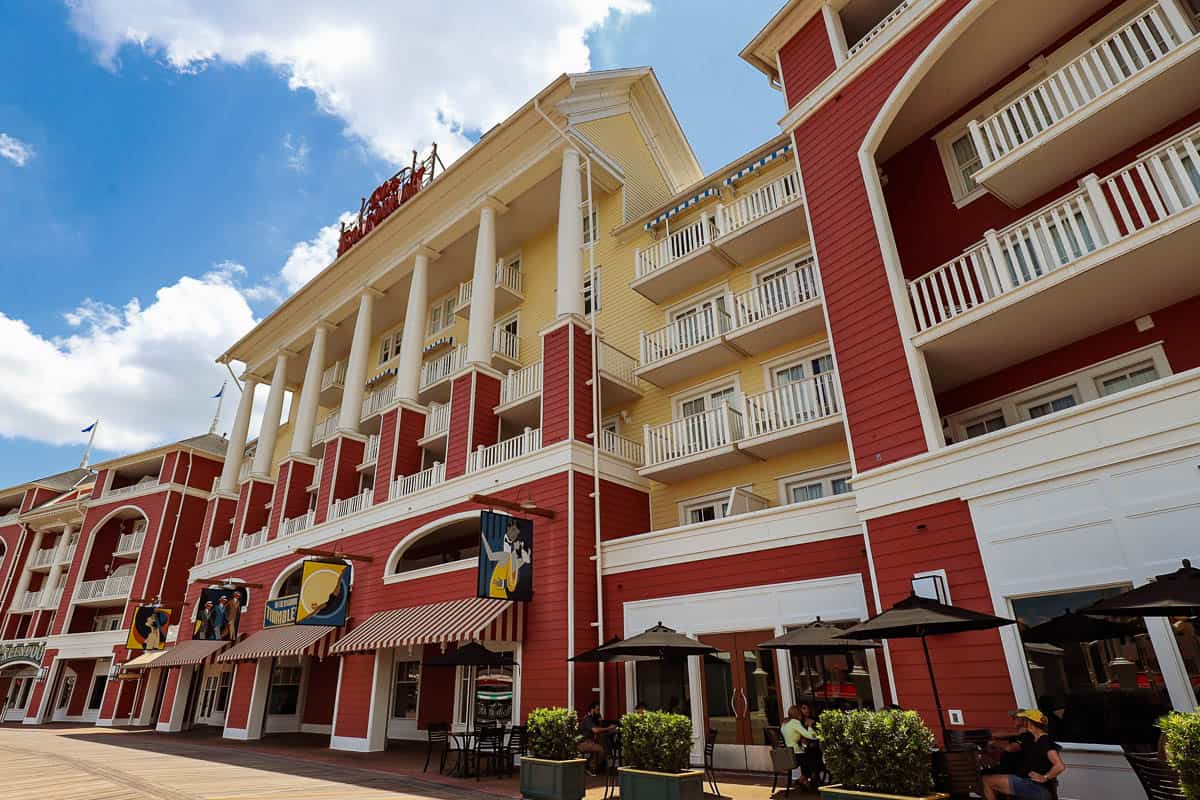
[837,593,1016,745]
[423,641,515,667]
[1083,559,1200,618]
[569,637,657,663]
[760,618,881,705]
[1024,609,1141,645]
[590,622,717,660]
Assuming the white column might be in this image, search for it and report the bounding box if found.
[218,376,259,494]
[251,352,290,477]
[396,252,431,402]
[290,323,332,455]
[338,291,378,433]
[467,206,498,365]
[556,148,586,319]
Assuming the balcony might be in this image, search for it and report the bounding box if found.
[306,458,324,491]
[10,590,40,613]
[362,434,381,467]
[203,540,231,563]
[28,548,57,570]
[280,510,315,538]
[969,2,1200,207]
[0,509,19,527]
[239,527,266,551]
[457,258,524,318]
[75,573,134,605]
[637,307,743,388]
[238,452,255,482]
[113,528,146,557]
[103,477,159,501]
[630,170,807,303]
[319,360,347,403]
[908,122,1200,389]
[597,341,643,406]
[599,429,645,467]
[468,427,542,473]
[330,489,373,521]
[361,381,398,420]
[641,404,756,483]
[390,462,446,501]
[40,586,64,610]
[419,344,468,403]
[311,413,340,448]
[421,401,451,442]
[741,373,844,458]
[497,361,542,427]
[726,263,824,354]
[844,0,915,60]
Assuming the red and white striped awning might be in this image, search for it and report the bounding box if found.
[331,598,520,655]
[152,639,231,669]
[217,625,339,662]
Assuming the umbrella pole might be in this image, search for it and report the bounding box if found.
[921,635,949,747]
[808,655,817,705]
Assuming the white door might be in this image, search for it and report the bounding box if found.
[193,666,232,727]
[679,386,736,453]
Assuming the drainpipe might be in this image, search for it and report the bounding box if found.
[156,450,194,603]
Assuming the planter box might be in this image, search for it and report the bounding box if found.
[520,757,586,800]
[618,767,705,800]
[819,785,949,800]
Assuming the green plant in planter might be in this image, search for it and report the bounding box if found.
[817,708,936,797]
[621,711,693,773]
[527,707,581,760]
[1160,710,1200,799]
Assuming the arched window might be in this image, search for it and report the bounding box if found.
[392,516,480,574]
[277,566,303,597]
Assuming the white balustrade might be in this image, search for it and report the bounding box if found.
[745,373,841,437]
[720,170,803,235]
[420,345,468,389]
[500,361,542,405]
[363,434,381,465]
[643,403,745,467]
[320,360,347,392]
[11,590,40,611]
[635,216,717,278]
[468,428,542,473]
[599,429,645,467]
[732,263,820,327]
[238,455,254,482]
[458,258,524,309]
[598,341,640,388]
[846,0,914,58]
[114,529,146,556]
[493,326,521,361]
[29,548,57,569]
[311,413,339,446]
[361,381,398,419]
[104,480,156,500]
[41,586,64,609]
[0,509,19,526]
[971,4,1189,167]
[75,573,134,601]
[640,306,733,366]
[909,121,1200,332]
[424,402,450,438]
[330,489,373,520]
[239,527,267,550]
[203,540,231,563]
[308,458,324,486]
[59,534,79,564]
[280,510,316,537]
[390,462,446,500]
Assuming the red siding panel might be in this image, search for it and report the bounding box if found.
[542,326,571,445]
[225,660,258,731]
[781,13,837,109]
[332,654,375,739]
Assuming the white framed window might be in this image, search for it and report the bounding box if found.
[268,658,303,715]
[1096,361,1159,397]
[92,613,123,632]
[665,284,732,344]
[778,463,852,506]
[679,489,737,526]
[427,294,457,337]
[582,208,599,246]
[378,330,402,366]
[676,383,738,419]
[1019,389,1079,421]
[963,411,1007,440]
[391,660,421,719]
[761,342,834,389]
[583,269,601,315]
[935,127,987,206]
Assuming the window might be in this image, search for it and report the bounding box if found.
[1187,0,1200,24]
[680,385,736,418]
[582,209,599,246]
[635,659,691,716]
[92,614,123,632]
[215,670,232,712]
[670,293,729,347]
[379,331,402,366]
[583,270,601,315]
[87,675,107,710]
[456,653,516,728]
[1011,587,1175,747]
[830,476,851,495]
[781,466,852,505]
[789,620,877,710]
[1097,362,1159,397]
[427,306,441,337]
[1023,392,1078,420]
[789,482,824,503]
[267,659,303,715]
[684,498,729,524]
[771,352,833,388]
[964,413,1007,440]
[427,295,457,337]
[392,661,420,719]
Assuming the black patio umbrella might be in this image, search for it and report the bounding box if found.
[423,641,515,667]
[1024,609,1141,645]
[760,617,880,705]
[569,637,656,663]
[1083,559,1200,618]
[590,622,717,660]
[837,593,1016,745]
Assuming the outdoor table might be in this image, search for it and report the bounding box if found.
[447,728,509,778]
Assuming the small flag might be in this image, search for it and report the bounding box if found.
[211,385,225,399]
[81,421,97,433]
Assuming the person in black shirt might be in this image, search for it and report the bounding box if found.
[983,709,1065,800]
[578,701,617,776]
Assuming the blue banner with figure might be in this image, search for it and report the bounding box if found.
[477,511,533,602]
[263,595,299,628]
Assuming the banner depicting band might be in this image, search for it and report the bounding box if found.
[192,586,249,641]
[263,560,352,628]
[477,511,533,602]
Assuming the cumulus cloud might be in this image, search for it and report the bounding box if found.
[279,211,356,291]
[0,133,34,166]
[66,0,651,164]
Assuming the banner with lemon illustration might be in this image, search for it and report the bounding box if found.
[296,560,352,626]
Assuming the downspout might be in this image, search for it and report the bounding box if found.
[156,450,194,603]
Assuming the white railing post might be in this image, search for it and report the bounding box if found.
[1079,173,1122,244]
[967,120,990,166]
[983,229,1013,291]
[1157,0,1195,42]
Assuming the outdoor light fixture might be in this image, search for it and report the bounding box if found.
[35,667,48,682]
[107,662,122,678]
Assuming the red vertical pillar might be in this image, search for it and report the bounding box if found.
[541,317,594,447]
[372,404,427,505]
[266,458,318,539]
[314,435,367,524]
[444,368,502,479]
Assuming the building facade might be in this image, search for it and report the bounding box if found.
[1,3,1198,798]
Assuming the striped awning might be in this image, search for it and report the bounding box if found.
[151,639,231,669]
[217,625,339,662]
[124,650,168,670]
[724,142,793,186]
[365,367,397,387]
[644,187,720,230]
[331,598,520,656]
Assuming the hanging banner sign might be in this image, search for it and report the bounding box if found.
[192,586,248,641]
[477,511,533,602]
[126,605,171,651]
[0,640,44,669]
[264,595,299,628]
[297,561,351,627]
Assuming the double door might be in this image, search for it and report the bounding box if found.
[700,630,782,772]
[193,665,232,727]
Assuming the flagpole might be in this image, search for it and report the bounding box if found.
[81,420,98,469]
[209,380,227,435]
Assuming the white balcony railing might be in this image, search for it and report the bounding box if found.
[599,429,645,467]
[104,479,156,500]
[11,590,40,612]
[59,534,79,564]
[720,170,803,235]
[320,360,347,392]
[424,401,450,438]
[0,509,19,526]
[114,529,146,556]
[847,0,914,58]
[40,586,64,610]
[390,462,446,500]
[644,404,745,468]
[75,573,134,602]
[468,428,542,473]
[598,341,640,388]
[330,489,373,521]
[745,373,841,438]
[280,510,315,538]
[500,361,542,406]
[909,121,1200,331]
[640,306,733,366]
[239,527,266,550]
[420,345,468,389]
[312,413,340,447]
[732,263,821,328]
[493,326,520,361]
[635,216,718,279]
[29,548,57,569]
[362,381,398,419]
[203,540,231,563]
[363,434,381,465]
[239,455,254,482]
[459,258,523,307]
[308,458,324,487]
[970,4,1190,168]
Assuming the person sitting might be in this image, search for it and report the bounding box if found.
[781,703,819,786]
[982,709,1065,800]
[633,701,647,713]
[577,700,617,776]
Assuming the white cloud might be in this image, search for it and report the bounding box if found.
[283,133,309,172]
[66,0,650,164]
[278,211,356,291]
[0,265,259,454]
[0,133,34,167]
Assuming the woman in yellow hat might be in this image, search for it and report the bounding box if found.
[983,709,1065,800]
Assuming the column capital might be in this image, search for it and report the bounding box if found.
[412,244,441,261]
[474,194,509,216]
[313,319,337,334]
[276,348,299,360]
[359,286,386,300]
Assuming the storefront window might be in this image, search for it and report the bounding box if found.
[87,675,107,710]
[1169,616,1200,705]
[1012,587,1172,747]
[790,651,876,712]
[215,670,232,712]
[474,657,514,727]
[635,660,691,716]
[392,661,420,719]
[268,660,303,715]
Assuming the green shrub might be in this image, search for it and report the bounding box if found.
[1160,711,1200,800]
[817,708,935,796]
[620,711,693,773]
[527,707,580,761]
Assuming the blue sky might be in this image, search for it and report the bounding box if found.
[0,1,784,487]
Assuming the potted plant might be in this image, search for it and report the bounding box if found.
[521,707,586,800]
[1160,710,1200,799]
[816,708,948,799]
[618,710,704,800]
